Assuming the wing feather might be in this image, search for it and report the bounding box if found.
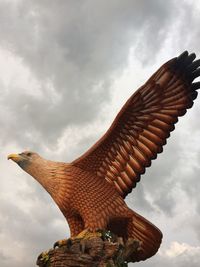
[72,51,200,197]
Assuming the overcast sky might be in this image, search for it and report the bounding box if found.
[0,0,200,266]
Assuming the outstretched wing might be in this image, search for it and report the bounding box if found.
[72,51,200,198]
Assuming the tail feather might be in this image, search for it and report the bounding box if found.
[128,210,162,262]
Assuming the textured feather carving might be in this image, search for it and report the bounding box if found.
[10,51,200,264]
[73,51,200,198]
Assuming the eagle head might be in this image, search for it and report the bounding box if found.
[8,151,39,170]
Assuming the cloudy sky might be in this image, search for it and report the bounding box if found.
[0,0,200,266]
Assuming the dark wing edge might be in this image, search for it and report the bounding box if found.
[72,51,200,198]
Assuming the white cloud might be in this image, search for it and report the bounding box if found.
[133,242,200,267]
[163,242,200,258]
[0,1,200,267]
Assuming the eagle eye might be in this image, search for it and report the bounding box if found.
[27,152,32,157]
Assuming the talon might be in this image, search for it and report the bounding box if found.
[53,241,59,249]
[37,250,50,263]
[53,239,68,248]
[74,229,102,240]
[53,230,102,250]
[37,252,43,261]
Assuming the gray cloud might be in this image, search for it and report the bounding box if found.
[134,250,200,267]
[0,251,12,267]
[132,241,200,267]
[1,1,200,267]
[0,0,176,146]
[0,194,67,267]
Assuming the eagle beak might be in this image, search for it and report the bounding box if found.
[7,153,22,163]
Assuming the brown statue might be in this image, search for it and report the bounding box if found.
[8,51,200,262]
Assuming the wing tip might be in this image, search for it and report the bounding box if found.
[176,51,195,67]
[174,51,200,84]
[177,50,189,62]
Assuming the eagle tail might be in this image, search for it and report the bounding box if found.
[127,210,163,262]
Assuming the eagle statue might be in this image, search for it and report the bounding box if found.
[8,51,200,262]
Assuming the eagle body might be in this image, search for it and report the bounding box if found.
[23,158,161,261]
[24,157,131,231]
[8,51,200,262]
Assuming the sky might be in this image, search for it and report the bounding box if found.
[0,0,200,266]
